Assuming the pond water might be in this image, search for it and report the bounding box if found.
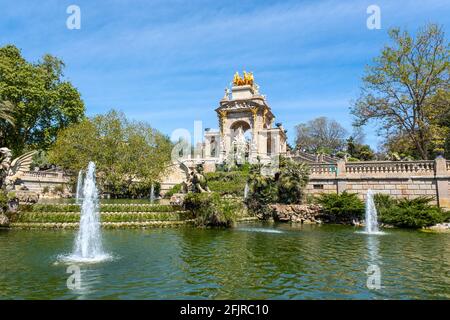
[1,223,449,299]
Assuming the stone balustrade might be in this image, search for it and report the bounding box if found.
[18,171,70,193]
[305,157,450,208]
[308,163,337,176]
[345,160,435,176]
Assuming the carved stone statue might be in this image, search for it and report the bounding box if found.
[179,161,211,193]
[0,148,36,191]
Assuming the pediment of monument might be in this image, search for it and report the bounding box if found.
[217,98,267,112]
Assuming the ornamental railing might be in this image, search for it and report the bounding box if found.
[308,163,337,175]
[345,161,435,175]
[307,159,444,178]
[22,171,68,182]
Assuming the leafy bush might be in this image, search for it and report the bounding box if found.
[53,185,65,193]
[316,192,365,221]
[245,157,309,218]
[164,184,182,198]
[0,191,8,213]
[374,195,448,228]
[184,192,242,227]
[373,193,397,211]
[205,171,249,196]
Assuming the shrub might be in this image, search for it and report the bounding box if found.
[205,171,249,196]
[184,192,242,227]
[42,186,50,194]
[374,195,448,228]
[164,184,182,198]
[373,193,396,211]
[0,191,8,213]
[53,185,65,193]
[316,192,365,221]
[245,157,309,218]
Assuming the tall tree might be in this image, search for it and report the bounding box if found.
[295,117,347,154]
[351,24,449,159]
[48,110,173,197]
[0,45,85,155]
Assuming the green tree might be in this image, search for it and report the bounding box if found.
[48,110,173,197]
[0,45,85,154]
[351,24,449,159]
[275,157,309,204]
[346,136,375,161]
[295,117,347,154]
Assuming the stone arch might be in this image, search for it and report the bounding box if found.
[229,120,252,142]
[230,120,251,132]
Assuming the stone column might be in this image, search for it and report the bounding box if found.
[435,156,450,208]
[336,159,347,194]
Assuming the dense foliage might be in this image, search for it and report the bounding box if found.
[205,171,249,196]
[374,194,448,228]
[346,136,375,161]
[0,191,8,213]
[245,157,309,218]
[164,183,182,198]
[184,192,242,227]
[48,110,172,197]
[0,45,85,155]
[316,192,365,221]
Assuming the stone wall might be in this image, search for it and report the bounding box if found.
[18,171,71,194]
[305,157,450,208]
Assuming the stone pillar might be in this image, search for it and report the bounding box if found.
[258,131,267,157]
[336,159,347,194]
[435,156,450,208]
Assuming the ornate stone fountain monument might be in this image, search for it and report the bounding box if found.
[203,71,287,164]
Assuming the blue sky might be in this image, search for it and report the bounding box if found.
[1,0,449,149]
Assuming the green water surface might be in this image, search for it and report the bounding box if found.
[0,223,449,299]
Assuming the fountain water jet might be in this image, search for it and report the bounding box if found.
[150,184,155,204]
[63,162,110,263]
[362,189,385,235]
[75,170,83,204]
[244,182,249,199]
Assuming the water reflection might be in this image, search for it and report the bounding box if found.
[1,224,450,299]
[366,235,381,266]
